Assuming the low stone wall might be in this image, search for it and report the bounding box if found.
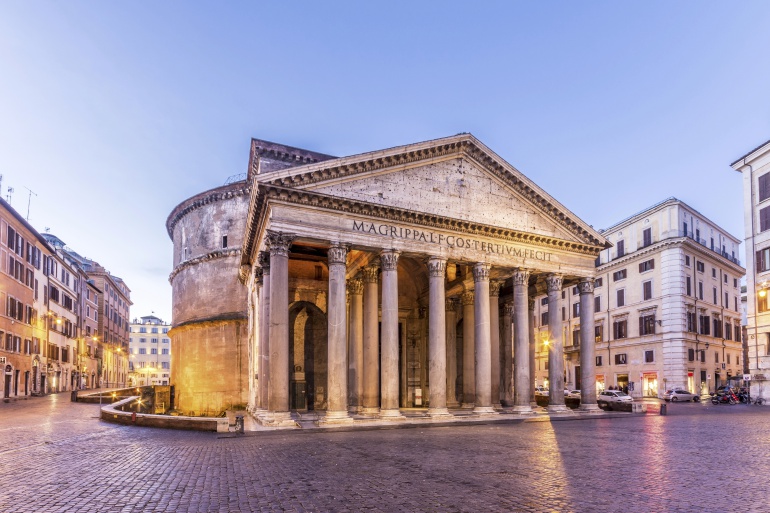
[100,397,228,432]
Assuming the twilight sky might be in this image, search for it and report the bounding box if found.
[1,1,769,323]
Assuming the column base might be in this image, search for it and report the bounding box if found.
[493,402,502,410]
[546,404,572,414]
[379,408,406,421]
[510,404,533,414]
[361,406,380,417]
[461,402,475,409]
[446,401,460,409]
[318,410,354,425]
[427,407,453,419]
[579,403,602,413]
[259,411,297,427]
[472,406,498,416]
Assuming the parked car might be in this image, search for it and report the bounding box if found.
[566,390,581,399]
[534,386,549,397]
[597,390,633,404]
[715,385,736,396]
[663,389,699,402]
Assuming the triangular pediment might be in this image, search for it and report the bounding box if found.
[256,134,608,248]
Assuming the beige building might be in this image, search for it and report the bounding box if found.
[129,315,171,386]
[533,198,744,397]
[238,134,609,426]
[732,139,770,402]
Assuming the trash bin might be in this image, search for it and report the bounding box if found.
[235,415,244,434]
[70,391,78,402]
[660,403,667,416]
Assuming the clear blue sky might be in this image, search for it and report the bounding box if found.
[1,1,769,323]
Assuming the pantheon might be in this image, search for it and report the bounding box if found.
[168,133,609,425]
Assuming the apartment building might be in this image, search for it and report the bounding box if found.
[128,315,171,386]
[533,198,745,397]
[732,139,770,400]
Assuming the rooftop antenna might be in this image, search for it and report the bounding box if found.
[0,175,3,196]
[6,187,13,205]
[23,187,37,221]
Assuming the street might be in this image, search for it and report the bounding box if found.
[1,394,768,512]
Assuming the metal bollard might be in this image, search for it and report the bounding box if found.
[660,403,667,416]
[235,415,244,434]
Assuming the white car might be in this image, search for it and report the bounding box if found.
[597,390,633,403]
[534,386,549,397]
[566,390,581,399]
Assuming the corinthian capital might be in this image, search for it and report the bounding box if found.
[513,269,530,287]
[546,274,563,293]
[348,278,364,295]
[503,300,515,317]
[380,249,400,271]
[254,267,264,285]
[266,230,296,257]
[472,263,491,283]
[461,290,475,306]
[489,280,503,297]
[327,243,349,266]
[361,265,379,283]
[258,250,271,272]
[427,257,447,278]
[577,277,595,295]
[445,297,457,313]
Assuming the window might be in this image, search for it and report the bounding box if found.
[594,296,601,312]
[162,348,169,355]
[734,278,738,288]
[541,297,548,306]
[643,281,653,301]
[639,259,654,273]
[685,255,691,267]
[760,206,770,232]
[541,312,549,326]
[712,268,717,278]
[713,287,718,305]
[222,235,228,248]
[686,276,692,296]
[645,350,654,363]
[736,326,741,342]
[616,289,625,307]
[700,350,706,363]
[639,315,656,336]
[727,354,731,365]
[596,355,603,366]
[613,320,627,340]
[163,338,169,344]
[151,338,158,344]
[713,318,723,338]
[572,286,579,295]
[715,351,719,364]
[686,312,696,332]
[151,328,158,334]
[698,282,704,300]
[724,292,729,307]
[696,261,705,273]
[642,228,652,247]
[724,274,728,284]
[684,221,689,236]
[140,338,146,343]
[572,329,580,346]
[688,348,695,362]
[617,240,625,258]
[594,277,603,288]
[699,315,711,335]
[615,353,627,365]
[162,362,170,369]
[572,303,580,317]
[139,348,146,355]
[151,348,158,355]
[613,269,627,281]
[760,172,770,202]
[594,325,603,342]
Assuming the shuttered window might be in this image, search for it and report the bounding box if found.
[760,172,770,202]
[760,206,770,232]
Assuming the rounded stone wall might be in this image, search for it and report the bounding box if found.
[166,181,251,415]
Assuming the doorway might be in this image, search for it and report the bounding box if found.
[289,301,327,411]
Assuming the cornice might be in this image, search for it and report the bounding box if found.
[240,184,606,266]
[258,135,608,249]
[166,182,251,238]
[169,248,242,283]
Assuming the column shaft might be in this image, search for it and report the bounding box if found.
[348,278,364,412]
[528,296,536,404]
[445,299,459,408]
[547,274,567,411]
[579,278,599,411]
[502,301,513,407]
[362,265,380,415]
[461,291,475,407]
[324,243,351,422]
[427,258,450,417]
[380,250,404,419]
[473,263,495,414]
[513,270,532,413]
[489,281,502,408]
[258,251,271,413]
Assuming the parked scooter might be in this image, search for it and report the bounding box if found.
[711,391,738,405]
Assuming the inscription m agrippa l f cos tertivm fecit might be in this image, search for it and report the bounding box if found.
[352,221,553,261]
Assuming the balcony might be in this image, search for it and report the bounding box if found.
[680,231,741,266]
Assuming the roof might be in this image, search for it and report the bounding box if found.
[731,138,770,167]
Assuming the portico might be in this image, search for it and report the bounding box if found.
[240,134,608,425]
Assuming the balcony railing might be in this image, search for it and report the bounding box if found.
[680,231,741,266]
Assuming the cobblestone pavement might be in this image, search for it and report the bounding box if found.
[1,393,769,512]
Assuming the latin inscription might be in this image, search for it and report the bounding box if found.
[352,221,553,261]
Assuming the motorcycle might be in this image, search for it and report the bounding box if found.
[711,391,738,405]
[737,390,751,404]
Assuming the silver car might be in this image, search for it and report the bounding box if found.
[663,389,699,402]
[598,390,633,403]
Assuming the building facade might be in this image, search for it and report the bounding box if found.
[533,198,745,397]
[237,134,608,425]
[128,315,171,386]
[732,139,770,401]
